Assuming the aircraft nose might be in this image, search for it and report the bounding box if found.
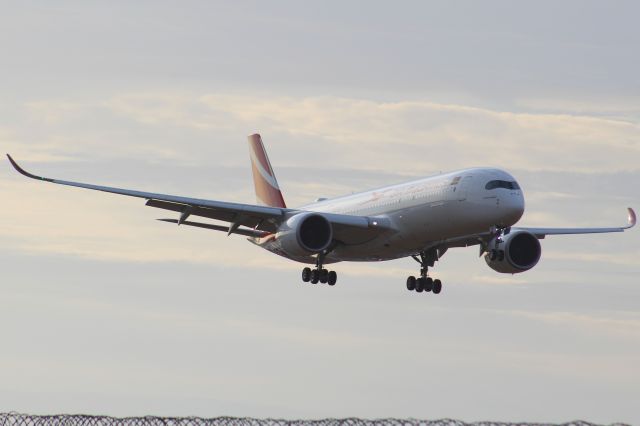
[501,192,525,226]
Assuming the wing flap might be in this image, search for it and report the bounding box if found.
[145,199,273,230]
[157,219,267,238]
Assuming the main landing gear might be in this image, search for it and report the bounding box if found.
[301,253,337,286]
[406,249,444,295]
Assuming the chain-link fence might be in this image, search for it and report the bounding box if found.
[0,413,630,426]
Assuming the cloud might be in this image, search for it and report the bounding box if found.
[191,94,640,174]
[3,92,638,276]
[24,100,93,125]
[13,92,640,175]
[506,309,640,338]
[0,126,76,163]
[0,179,260,266]
[469,274,528,285]
[517,96,640,120]
[544,250,640,267]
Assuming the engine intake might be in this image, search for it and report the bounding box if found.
[278,213,333,256]
[485,230,541,274]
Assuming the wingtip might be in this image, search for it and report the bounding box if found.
[6,153,18,169]
[7,153,25,175]
[627,207,636,228]
[6,154,52,181]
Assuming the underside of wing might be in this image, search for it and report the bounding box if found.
[7,154,397,244]
[514,208,636,239]
[145,199,282,232]
[157,219,267,237]
[426,208,636,257]
[7,154,287,233]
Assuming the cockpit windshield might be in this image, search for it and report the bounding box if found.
[485,180,520,190]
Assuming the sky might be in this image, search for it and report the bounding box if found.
[1,1,639,424]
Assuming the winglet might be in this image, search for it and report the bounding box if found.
[627,207,636,229]
[6,154,53,182]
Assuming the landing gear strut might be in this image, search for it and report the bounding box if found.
[301,252,337,286]
[485,225,510,261]
[406,248,444,295]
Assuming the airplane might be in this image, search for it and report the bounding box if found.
[7,134,636,294]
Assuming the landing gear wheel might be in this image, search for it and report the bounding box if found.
[319,269,329,284]
[410,249,445,295]
[327,271,337,286]
[302,267,311,282]
[406,276,416,291]
[432,279,442,294]
[310,269,319,284]
[424,277,433,292]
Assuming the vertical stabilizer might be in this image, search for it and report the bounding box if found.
[248,134,287,208]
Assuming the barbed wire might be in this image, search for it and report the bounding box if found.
[0,413,630,426]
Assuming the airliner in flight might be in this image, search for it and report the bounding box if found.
[7,134,636,294]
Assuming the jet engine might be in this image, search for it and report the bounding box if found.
[485,230,541,274]
[277,213,333,257]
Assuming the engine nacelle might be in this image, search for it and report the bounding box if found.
[277,213,333,257]
[485,230,541,274]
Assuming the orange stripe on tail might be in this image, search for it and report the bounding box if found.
[248,134,286,208]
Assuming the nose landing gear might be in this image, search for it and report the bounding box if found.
[406,249,444,295]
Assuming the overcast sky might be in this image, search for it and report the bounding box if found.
[1,1,639,424]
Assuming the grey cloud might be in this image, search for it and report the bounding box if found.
[1,1,640,423]
[1,1,639,104]
[14,93,640,176]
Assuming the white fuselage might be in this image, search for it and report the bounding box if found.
[256,167,525,264]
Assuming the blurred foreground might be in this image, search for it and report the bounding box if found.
[0,413,630,426]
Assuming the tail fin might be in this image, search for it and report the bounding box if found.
[248,134,287,208]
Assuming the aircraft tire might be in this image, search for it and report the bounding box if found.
[320,269,329,283]
[406,276,416,291]
[302,267,311,282]
[416,277,425,292]
[424,277,433,292]
[327,271,337,286]
[310,269,320,284]
[433,279,442,294]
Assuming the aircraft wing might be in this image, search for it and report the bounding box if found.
[7,155,394,243]
[428,208,636,256]
[513,208,636,239]
[7,154,286,233]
